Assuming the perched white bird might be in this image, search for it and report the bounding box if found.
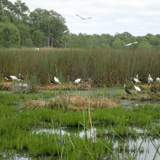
[54,76,61,84]
[8,75,21,81]
[74,78,81,84]
[125,41,138,47]
[148,74,153,83]
[133,74,141,83]
[156,77,160,83]
[10,75,19,80]
[134,85,141,92]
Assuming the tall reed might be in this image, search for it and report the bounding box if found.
[0,48,160,86]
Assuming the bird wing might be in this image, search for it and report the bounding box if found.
[125,43,132,47]
[76,14,85,20]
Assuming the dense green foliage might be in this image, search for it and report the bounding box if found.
[0,22,20,47]
[64,32,160,49]
[0,0,67,47]
[0,48,160,85]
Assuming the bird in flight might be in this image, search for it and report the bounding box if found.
[76,14,92,20]
[124,41,138,47]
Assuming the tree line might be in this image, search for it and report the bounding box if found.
[64,32,160,49]
[0,0,68,47]
[1,0,160,49]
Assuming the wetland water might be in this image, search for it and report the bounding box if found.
[33,127,160,160]
[1,89,160,160]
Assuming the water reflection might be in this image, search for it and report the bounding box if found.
[33,127,160,160]
[110,137,160,160]
[1,154,31,160]
[120,99,160,108]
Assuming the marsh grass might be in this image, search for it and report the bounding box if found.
[0,48,160,86]
[0,91,160,159]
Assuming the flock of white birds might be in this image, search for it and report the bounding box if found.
[124,73,160,94]
[4,73,160,94]
[53,76,81,85]
[4,75,81,85]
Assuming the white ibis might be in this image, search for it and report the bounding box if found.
[10,75,21,81]
[134,85,141,92]
[133,74,141,83]
[54,76,61,84]
[74,78,81,84]
[5,75,21,81]
[125,41,138,47]
[156,77,160,83]
[148,74,153,83]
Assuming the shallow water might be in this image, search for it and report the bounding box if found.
[1,154,31,160]
[120,99,160,108]
[33,127,160,160]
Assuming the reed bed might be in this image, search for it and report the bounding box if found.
[0,48,160,86]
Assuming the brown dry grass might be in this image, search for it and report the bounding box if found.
[25,100,47,109]
[0,82,12,90]
[38,83,92,91]
[25,95,118,111]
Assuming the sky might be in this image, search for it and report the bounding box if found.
[10,0,160,36]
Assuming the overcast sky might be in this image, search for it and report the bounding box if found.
[11,0,160,36]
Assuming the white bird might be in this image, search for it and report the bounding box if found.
[125,41,138,47]
[148,74,153,83]
[134,85,141,92]
[76,14,92,20]
[74,78,81,84]
[156,77,160,83]
[7,75,21,81]
[54,76,61,84]
[10,75,19,80]
[133,74,141,83]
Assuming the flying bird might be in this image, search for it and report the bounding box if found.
[76,14,92,20]
[54,76,61,84]
[125,41,138,47]
[74,78,81,84]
